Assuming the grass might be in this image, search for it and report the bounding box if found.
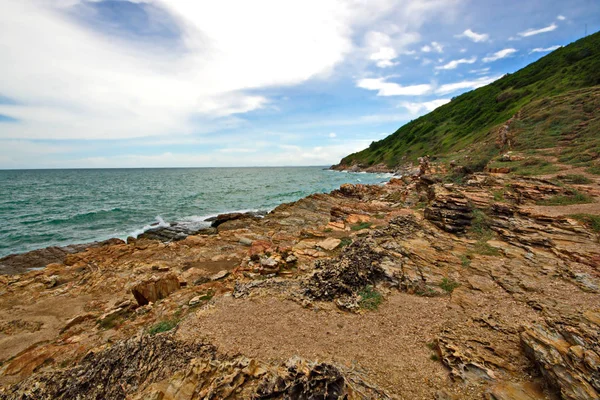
[439,278,460,293]
[493,190,505,202]
[569,214,600,233]
[339,237,352,248]
[351,222,372,231]
[536,190,593,206]
[148,319,178,335]
[473,241,501,256]
[587,165,600,175]
[430,354,440,362]
[460,255,471,268]
[557,174,593,184]
[97,313,123,330]
[358,285,383,310]
[488,158,560,176]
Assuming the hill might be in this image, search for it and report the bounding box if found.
[335,31,600,172]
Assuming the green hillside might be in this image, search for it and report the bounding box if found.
[337,31,600,170]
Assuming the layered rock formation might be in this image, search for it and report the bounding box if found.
[1,164,599,399]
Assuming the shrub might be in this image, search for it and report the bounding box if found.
[439,278,460,293]
[148,319,178,335]
[358,286,383,310]
[351,222,372,231]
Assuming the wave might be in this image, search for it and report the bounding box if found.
[129,216,169,238]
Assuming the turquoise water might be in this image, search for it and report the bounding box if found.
[0,167,390,257]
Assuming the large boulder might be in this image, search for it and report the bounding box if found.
[131,274,181,306]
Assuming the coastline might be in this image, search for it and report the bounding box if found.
[1,164,599,398]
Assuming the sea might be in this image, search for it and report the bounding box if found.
[0,167,391,258]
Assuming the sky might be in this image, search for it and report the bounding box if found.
[0,0,599,169]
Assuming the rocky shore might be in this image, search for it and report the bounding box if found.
[1,159,599,399]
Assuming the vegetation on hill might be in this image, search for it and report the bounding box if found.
[338,31,600,170]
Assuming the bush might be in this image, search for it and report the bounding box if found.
[351,222,372,231]
[358,286,383,310]
[148,319,178,335]
[439,278,460,293]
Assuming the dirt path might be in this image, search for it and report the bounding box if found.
[179,293,456,400]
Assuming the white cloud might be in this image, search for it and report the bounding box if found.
[557,15,566,21]
[0,0,461,144]
[518,23,557,37]
[482,48,517,62]
[421,41,443,53]
[435,56,477,70]
[469,67,490,75]
[530,45,561,53]
[329,132,337,138]
[365,31,399,68]
[401,98,450,114]
[356,78,432,96]
[436,75,502,95]
[457,29,489,42]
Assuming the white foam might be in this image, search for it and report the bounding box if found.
[130,216,169,238]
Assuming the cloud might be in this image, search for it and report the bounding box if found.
[401,98,450,114]
[518,23,557,37]
[469,67,490,75]
[0,0,356,140]
[436,75,502,95]
[329,132,337,138]
[457,28,489,42]
[557,15,566,21]
[435,56,477,70]
[482,48,517,62]
[421,41,443,53]
[365,31,399,68]
[356,78,432,96]
[530,45,561,53]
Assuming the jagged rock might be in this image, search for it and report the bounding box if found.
[131,273,181,306]
[0,238,124,275]
[317,237,341,251]
[424,185,473,233]
[305,239,386,301]
[209,211,265,228]
[209,270,229,281]
[520,320,600,400]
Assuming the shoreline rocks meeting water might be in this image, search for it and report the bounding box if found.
[0,160,599,399]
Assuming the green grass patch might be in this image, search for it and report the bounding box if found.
[351,222,372,231]
[569,214,600,233]
[97,313,123,330]
[439,278,460,293]
[536,190,593,206]
[358,285,383,310]
[586,165,600,175]
[557,174,593,184]
[339,237,352,248]
[473,241,501,256]
[460,255,471,268]
[493,190,506,202]
[148,319,178,335]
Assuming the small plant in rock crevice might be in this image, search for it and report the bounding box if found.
[358,285,383,310]
[439,278,460,293]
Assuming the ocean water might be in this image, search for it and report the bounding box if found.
[0,167,390,258]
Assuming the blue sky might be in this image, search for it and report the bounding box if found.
[0,0,599,168]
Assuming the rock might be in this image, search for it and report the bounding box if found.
[60,313,95,334]
[285,254,298,264]
[305,239,387,302]
[0,238,124,275]
[209,270,229,281]
[317,238,341,251]
[260,257,278,268]
[521,322,600,399]
[209,212,263,228]
[239,237,253,246]
[424,185,473,233]
[131,273,181,306]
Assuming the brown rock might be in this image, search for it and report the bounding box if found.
[131,273,181,306]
